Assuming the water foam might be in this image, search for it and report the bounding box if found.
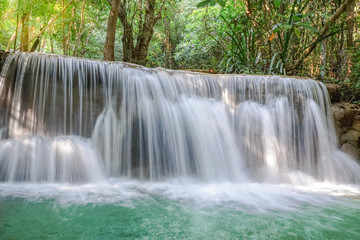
[1,179,358,213]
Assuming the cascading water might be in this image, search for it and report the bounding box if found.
[0,52,359,183]
[1,52,360,239]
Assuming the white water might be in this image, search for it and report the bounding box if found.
[0,52,359,185]
[1,179,359,213]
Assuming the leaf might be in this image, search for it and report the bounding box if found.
[293,14,306,21]
[294,28,301,38]
[269,53,279,74]
[293,16,302,21]
[295,22,319,33]
[276,59,281,69]
[276,13,287,19]
[216,0,226,7]
[280,24,292,30]
[197,0,211,8]
[306,26,319,33]
[273,0,281,8]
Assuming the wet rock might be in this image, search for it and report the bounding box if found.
[332,104,345,122]
[341,143,360,160]
[340,130,360,145]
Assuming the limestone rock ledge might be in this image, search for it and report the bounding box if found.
[332,102,360,161]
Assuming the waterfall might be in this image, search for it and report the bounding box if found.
[0,52,359,183]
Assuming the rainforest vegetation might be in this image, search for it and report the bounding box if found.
[0,0,359,99]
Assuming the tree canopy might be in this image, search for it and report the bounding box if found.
[0,0,360,94]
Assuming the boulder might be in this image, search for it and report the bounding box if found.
[340,129,360,145]
[352,115,360,132]
[331,102,360,162]
[325,83,342,103]
[341,142,360,160]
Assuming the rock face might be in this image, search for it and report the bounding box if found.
[0,50,9,73]
[326,83,342,103]
[332,102,360,161]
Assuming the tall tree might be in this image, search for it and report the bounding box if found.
[104,0,121,61]
[19,12,30,51]
[107,0,167,65]
[74,0,87,57]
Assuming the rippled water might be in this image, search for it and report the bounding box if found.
[1,180,360,239]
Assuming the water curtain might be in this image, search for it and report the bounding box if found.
[0,52,359,183]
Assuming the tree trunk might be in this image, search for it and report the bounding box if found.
[117,1,135,63]
[50,36,54,53]
[41,38,47,51]
[62,0,66,55]
[104,0,121,61]
[74,0,86,57]
[20,12,30,52]
[336,29,345,79]
[319,38,327,79]
[346,0,355,48]
[131,0,156,65]
[163,18,174,69]
[345,0,355,79]
[16,0,75,52]
[14,13,20,50]
[81,28,93,56]
[107,0,166,65]
[30,37,41,52]
[319,13,327,80]
[65,7,76,55]
[6,13,20,51]
[133,0,166,65]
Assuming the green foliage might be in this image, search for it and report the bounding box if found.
[217,1,264,73]
[0,0,15,50]
[268,0,320,74]
[174,6,222,70]
[196,0,226,8]
[0,0,358,87]
[0,0,9,18]
[273,0,282,8]
[350,46,360,90]
[0,0,110,57]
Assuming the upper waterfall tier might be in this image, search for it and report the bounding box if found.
[0,52,359,183]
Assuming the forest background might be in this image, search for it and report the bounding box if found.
[0,0,359,101]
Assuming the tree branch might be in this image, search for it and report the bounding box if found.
[155,0,166,23]
[291,0,355,71]
[16,0,75,51]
